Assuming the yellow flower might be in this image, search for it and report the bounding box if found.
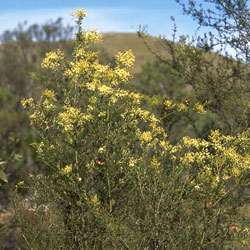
[21,98,34,109]
[164,99,175,109]
[98,111,107,117]
[98,147,105,153]
[61,164,72,175]
[110,96,118,104]
[194,103,206,114]
[75,48,85,58]
[149,114,158,123]
[87,105,94,112]
[115,49,135,68]
[178,102,188,111]
[99,85,113,95]
[83,29,102,44]
[182,137,209,148]
[182,152,195,164]
[43,89,56,101]
[58,106,81,132]
[136,108,150,120]
[37,142,45,154]
[16,181,25,188]
[71,8,88,18]
[42,99,56,111]
[91,194,100,205]
[151,156,161,174]
[129,158,136,167]
[114,67,131,83]
[140,131,152,143]
[129,92,141,104]
[58,106,93,132]
[89,96,97,104]
[41,49,64,70]
[159,140,168,150]
[232,167,240,177]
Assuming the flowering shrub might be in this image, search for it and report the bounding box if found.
[18,9,250,249]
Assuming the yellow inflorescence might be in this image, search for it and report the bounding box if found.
[164,99,176,109]
[177,102,188,111]
[41,49,64,70]
[71,8,88,18]
[83,29,103,44]
[58,106,92,132]
[43,89,56,101]
[99,85,114,95]
[21,98,34,109]
[128,158,136,167]
[42,99,56,112]
[61,164,73,175]
[115,49,135,68]
[91,194,100,206]
[140,131,152,143]
[194,103,206,114]
[114,67,131,83]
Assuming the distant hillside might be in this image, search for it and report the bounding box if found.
[99,33,157,73]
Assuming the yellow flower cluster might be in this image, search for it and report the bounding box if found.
[37,142,45,154]
[181,130,250,186]
[129,92,141,104]
[164,99,176,109]
[98,111,106,117]
[89,96,97,104]
[99,85,114,95]
[182,136,209,148]
[58,106,92,132]
[128,158,136,167]
[115,49,135,68]
[84,81,97,91]
[194,103,206,114]
[43,89,56,101]
[181,151,210,165]
[181,152,195,164]
[151,156,161,175]
[98,146,106,153]
[137,108,150,120]
[140,131,152,143]
[83,29,102,44]
[95,64,109,76]
[91,194,100,206]
[21,98,34,109]
[71,8,87,18]
[75,48,85,58]
[41,49,64,70]
[159,140,169,150]
[58,106,81,132]
[114,67,131,83]
[42,99,56,112]
[61,164,73,175]
[177,102,188,111]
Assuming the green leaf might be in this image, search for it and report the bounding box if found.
[0,169,8,183]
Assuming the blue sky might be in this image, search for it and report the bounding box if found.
[0,0,203,37]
